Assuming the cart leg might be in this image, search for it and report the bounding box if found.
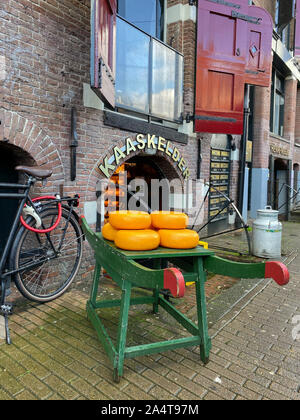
[114,279,131,382]
[152,259,161,314]
[153,286,159,314]
[194,258,211,364]
[90,261,102,307]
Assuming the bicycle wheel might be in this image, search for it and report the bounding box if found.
[10,207,83,302]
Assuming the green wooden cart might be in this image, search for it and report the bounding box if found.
[81,217,289,383]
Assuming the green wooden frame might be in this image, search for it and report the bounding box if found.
[81,217,278,382]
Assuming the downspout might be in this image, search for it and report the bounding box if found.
[237,85,250,218]
[70,107,78,182]
[197,138,202,179]
[193,0,201,180]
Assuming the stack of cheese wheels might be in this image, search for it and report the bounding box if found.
[151,211,199,249]
[103,211,160,251]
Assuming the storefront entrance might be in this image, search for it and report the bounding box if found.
[268,156,292,218]
[100,153,184,227]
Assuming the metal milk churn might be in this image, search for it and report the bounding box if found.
[252,206,282,258]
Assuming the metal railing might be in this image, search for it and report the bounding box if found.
[192,182,252,255]
[276,183,300,211]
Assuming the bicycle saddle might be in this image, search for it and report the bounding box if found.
[15,166,53,179]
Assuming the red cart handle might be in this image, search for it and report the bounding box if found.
[163,268,185,298]
[265,261,290,286]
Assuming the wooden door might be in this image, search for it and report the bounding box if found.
[195,1,248,134]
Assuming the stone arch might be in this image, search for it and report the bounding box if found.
[0,109,65,185]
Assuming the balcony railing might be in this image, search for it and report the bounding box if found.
[116,16,184,123]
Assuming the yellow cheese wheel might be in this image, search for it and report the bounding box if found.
[151,211,188,229]
[109,211,151,230]
[102,223,118,241]
[159,229,199,249]
[114,229,160,251]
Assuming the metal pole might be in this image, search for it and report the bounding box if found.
[237,85,250,219]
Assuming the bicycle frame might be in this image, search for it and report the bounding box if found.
[0,174,82,344]
[0,177,79,280]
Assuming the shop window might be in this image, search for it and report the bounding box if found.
[91,0,183,123]
[270,70,285,137]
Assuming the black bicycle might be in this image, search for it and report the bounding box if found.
[0,166,83,343]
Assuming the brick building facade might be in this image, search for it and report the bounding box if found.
[249,0,300,218]
[1,0,300,286]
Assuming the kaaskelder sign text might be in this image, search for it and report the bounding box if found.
[97,134,190,179]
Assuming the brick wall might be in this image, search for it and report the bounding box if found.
[252,85,271,169]
[1,0,283,282]
[0,0,204,286]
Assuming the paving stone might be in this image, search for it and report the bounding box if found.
[142,369,181,395]
[148,385,178,400]
[43,375,79,400]
[166,370,207,399]
[70,378,107,400]
[19,373,52,400]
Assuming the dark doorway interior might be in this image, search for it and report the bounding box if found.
[0,144,34,255]
[103,155,167,224]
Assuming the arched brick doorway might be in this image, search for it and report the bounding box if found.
[85,148,187,230]
[0,143,36,253]
[0,110,65,253]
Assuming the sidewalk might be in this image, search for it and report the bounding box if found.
[0,222,300,400]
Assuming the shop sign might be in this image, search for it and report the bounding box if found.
[246,140,252,163]
[270,144,289,158]
[209,148,231,222]
[97,134,190,179]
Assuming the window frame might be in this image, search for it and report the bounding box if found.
[270,69,285,137]
[90,0,117,108]
[274,0,295,52]
[115,14,184,124]
[117,0,165,41]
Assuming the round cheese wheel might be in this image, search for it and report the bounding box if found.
[114,229,160,251]
[102,223,118,241]
[159,229,199,249]
[109,211,151,230]
[151,211,188,229]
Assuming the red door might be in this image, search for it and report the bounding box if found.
[195,1,248,134]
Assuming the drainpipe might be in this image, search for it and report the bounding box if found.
[197,138,202,179]
[237,85,250,218]
[70,107,78,181]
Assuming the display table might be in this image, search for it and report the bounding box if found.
[81,217,289,382]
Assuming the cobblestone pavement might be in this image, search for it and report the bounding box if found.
[0,222,300,400]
